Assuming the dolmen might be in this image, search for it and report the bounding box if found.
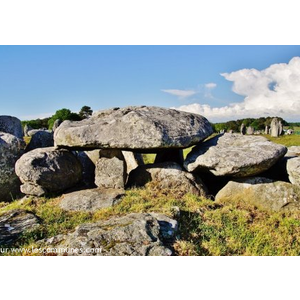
[3,105,299,213]
[13,106,214,211]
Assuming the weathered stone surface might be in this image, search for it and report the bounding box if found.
[0,209,40,246]
[74,149,125,187]
[270,117,282,137]
[95,156,126,189]
[15,147,82,196]
[184,133,287,177]
[26,130,54,152]
[0,133,26,202]
[287,157,300,185]
[72,150,99,187]
[0,116,23,139]
[54,106,213,151]
[60,188,124,212]
[59,213,177,256]
[127,162,207,197]
[246,126,254,135]
[215,177,300,211]
[121,151,144,175]
[20,182,46,197]
[286,146,300,157]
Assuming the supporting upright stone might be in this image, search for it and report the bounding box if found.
[122,151,144,175]
[95,156,126,190]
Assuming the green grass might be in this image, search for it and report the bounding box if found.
[2,182,300,256]
[263,134,300,147]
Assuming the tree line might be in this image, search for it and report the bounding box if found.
[212,117,289,133]
[22,106,93,130]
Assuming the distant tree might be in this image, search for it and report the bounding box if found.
[79,106,93,119]
[22,118,50,129]
[48,108,81,129]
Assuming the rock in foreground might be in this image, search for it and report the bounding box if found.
[215,177,300,211]
[127,162,208,198]
[54,106,213,151]
[287,157,300,185]
[184,133,287,177]
[60,188,124,212]
[0,116,23,139]
[0,209,40,246]
[0,133,26,201]
[59,213,178,256]
[15,147,82,196]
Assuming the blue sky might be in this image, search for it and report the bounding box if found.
[1,45,300,122]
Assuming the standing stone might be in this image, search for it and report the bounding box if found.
[0,116,23,139]
[184,133,287,177]
[0,133,26,201]
[270,118,282,137]
[52,119,62,132]
[54,106,213,151]
[246,126,254,135]
[265,125,269,135]
[15,147,82,196]
[279,120,283,136]
[240,124,246,135]
[26,130,54,152]
[24,124,33,137]
[95,156,126,189]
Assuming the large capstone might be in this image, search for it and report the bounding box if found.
[0,116,23,139]
[15,147,82,196]
[54,106,213,151]
[0,132,26,201]
[184,133,287,177]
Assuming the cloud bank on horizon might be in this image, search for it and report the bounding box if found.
[172,57,300,122]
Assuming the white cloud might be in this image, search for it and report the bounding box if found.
[161,89,197,98]
[205,82,217,89]
[175,57,300,122]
